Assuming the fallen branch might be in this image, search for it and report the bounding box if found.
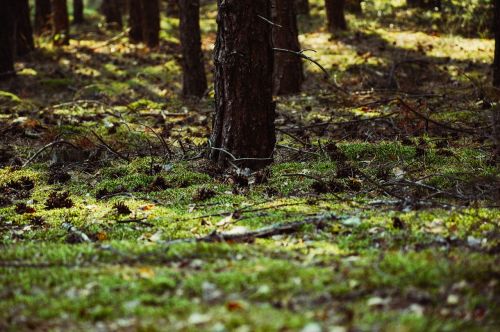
[62,222,91,243]
[164,213,339,245]
[22,140,80,168]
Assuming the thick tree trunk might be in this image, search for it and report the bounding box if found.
[140,0,160,48]
[325,0,347,31]
[0,0,16,80]
[73,0,84,24]
[51,0,70,45]
[295,0,310,16]
[102,0,122,28]
[166,0,180,18]
[273,0,303,95]
[129,0,143,43]
[16,0,35,57]
[35,0,52,34]
[494,0,500,87]
[179,0,207,98]
[209,0,276,169]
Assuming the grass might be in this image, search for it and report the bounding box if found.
[0,0,499,331]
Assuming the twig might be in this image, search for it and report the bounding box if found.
[273,48,329,78]
[257,15,282,28]
[91,131,130,162]
[164,213,339,245]
[62,222,91,243]
[22,140,80,168]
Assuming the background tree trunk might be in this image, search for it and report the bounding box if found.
[102,0,122,28]
[325,0,347,31]
[51,0,70,45]
[129,0,143,43]
[179,0,207,98]
[0,0,16,79]
[273,0,303,95]
[494,0,500,87]
[73,0,84,24]
[346,0,362,14]
[166,0,180,18]
[140,0,160,48]
[407,0,440,10]
[35,0,52,35]
[295,0,310,16]
[209,0,276,169]
[16,0,35,56]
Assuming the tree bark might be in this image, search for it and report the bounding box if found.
[35,0,52,35]
[102,0,122,28]
[129,0,143,43]
[295,0,310,16]
[16,0,35,56]
[325,0,347,32]
[273,0,303,95]
[140,0,160,48]
[179,0,207,98]
[51,0,70,45]
[166,0,180,18]
[73,0,85,24]
[209,0,276,169]
[494,0,500,87]
[0,0,16,80]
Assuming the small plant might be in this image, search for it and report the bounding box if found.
[113,202,131,215]
[45,192,73,210]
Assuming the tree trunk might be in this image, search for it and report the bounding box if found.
[102,0,122,28]
[407,0,440,10]
[273,0,303,95]
[51,0,70,45]
[325,0,347,32]
[73,0,84,24]
[179,0,207,98]
[0,0,16,80]
[209,0,276,169]
[295,0,310,16]
[35,0,52,34]
[129,0,143,43]
[16,0,35,57]
[346,0,362,14]
[494,0,500,87]
[166,0,180,18]
[140,0,160,48]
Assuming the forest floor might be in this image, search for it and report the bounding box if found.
[1,1,499,331]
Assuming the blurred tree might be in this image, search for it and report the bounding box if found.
[494,0,500,87]
[129,0,143,43]
[16,0,35,56]
[346,0,362,14]
[209,0,275,169]
[295,0,310,16]
[407,0,441,10]
[140,0,160,47]
[35,0,52,34]
[325,0,347,31]
[101,0,122,28]
[51,0,70,45]
[273,0,304,95]
[179,0,207,97]
[0,0,16,79]
[166,0,180,18]
[73,0,85,24]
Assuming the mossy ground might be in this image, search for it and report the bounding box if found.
[0,1,499,331]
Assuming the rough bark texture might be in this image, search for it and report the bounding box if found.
[166,0,180,18]
[295,0,310,15]
[51,0,70,45]
[273,0,303,95]
[35,0,52,34]
[0,0,16,79]
[140,0,160,48]
[494,0,500,87]
[102,0,122,28]
[16,0,35,56]
[129,0,143,43]
[209,0,276,169]
[325,0,347,31]
[179,0,207,98]
[73,0,84,24]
